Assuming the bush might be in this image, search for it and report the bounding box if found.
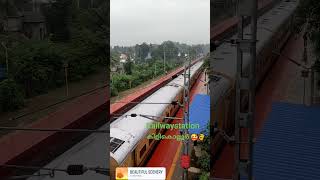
[109,60,180,97]
[110,84,118,96]
[0,79,24,112]
[10,41,66,97]
[199,172,210,180]
[197,123,211,177]
[131,74,144,87]
[198,151,210,172]
[111,74,133,92]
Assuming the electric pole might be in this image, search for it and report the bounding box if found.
[75,0,79,8]
[154,63,157,78]
[234,0,257,179]
[1,42,8,77]
[91,0,94,8]
[163,45,166,73]
[63,61,69,97]
[182,53,190,180]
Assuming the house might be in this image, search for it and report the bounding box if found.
[2,0,49,40]
[145,52,152,60]
[119,54,128,63]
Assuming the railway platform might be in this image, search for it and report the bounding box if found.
[110,59,201,117]
[0,87,108,177]
[145,0,278,177]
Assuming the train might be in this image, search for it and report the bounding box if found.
[109,59,204,179]
[211,0,300,160]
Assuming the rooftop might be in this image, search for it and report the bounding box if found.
[252,102,320,179]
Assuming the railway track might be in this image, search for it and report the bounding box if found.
[107,1,285,180]
[109,59,205,179]
[0,0,286,179]
[110,57,204,120]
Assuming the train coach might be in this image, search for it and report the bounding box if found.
[210,0,300,159]
[110,60,204,179]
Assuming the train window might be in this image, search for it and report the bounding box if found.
[110,137,125,153]
[140,144,147,158]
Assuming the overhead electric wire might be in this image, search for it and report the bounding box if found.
[111,113,183,121]
[272,51,311,69]
[0,127,109,133]
[111,75,207,121]
[111,100,183,106]
[0,164,109,179]
[0,164,66,172]
[7,173,54,179]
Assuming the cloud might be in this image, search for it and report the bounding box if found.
[111,0,209,46]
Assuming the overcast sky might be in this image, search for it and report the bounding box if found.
[110,0,209,46]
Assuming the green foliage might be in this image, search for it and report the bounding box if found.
[199,172,210,180]
[112,41,209,66]
[124,61,133,75]
[111,74,133,92]
[0,0,108,112]
[110,84,118,97]
[0,79,24,112]
[294,0,320,56]
[293,0,320,78]
[45,0,73,42]
[198,151,210,172]
[111,50,120,67]
[10,41,65,97]
[203,54,210,69]
[293,0,320,35]
[196,123,211,176]
[110,60,178,96]
[140,43,150,59]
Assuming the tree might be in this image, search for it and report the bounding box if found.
[196,123,210,178]
[111,50,120,67]
[294,0,320,34]
[10,41,65,97]
[140,42,150,60]
[0,78,24,112]
[294,1,320,70]
[162,41,179,60]
[70,0,108,64]
[124,58,133,75]
[45,0,73,42]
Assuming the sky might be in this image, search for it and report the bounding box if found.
[110,0,210,46]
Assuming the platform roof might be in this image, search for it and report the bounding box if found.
[251,102,320,180]
[189,94,210,134]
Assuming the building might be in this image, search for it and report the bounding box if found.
[119,54,128,63]
[145,52,152,60]
[1,0,49,40]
